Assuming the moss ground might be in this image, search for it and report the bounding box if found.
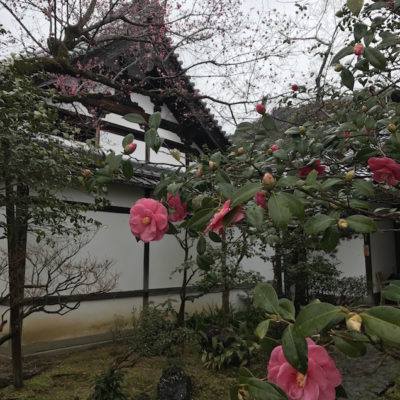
[0,342,267,400]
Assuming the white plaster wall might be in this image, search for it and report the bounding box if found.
[335,237,366,278]
[370,220,397,293]
[148,234,186,288]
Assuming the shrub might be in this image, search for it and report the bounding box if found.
[131,301,191,356]
[89,369,127,400]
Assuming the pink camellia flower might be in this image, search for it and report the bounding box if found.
[269,144,279,153]
[268,338,342,400]
[167,193,187,222]
[256,103,266,115]
[205,200,244,235]
[129,198,169,242]
[343,132,351,138]
[299,160,326,178]
[254,190,268,209]
[368,157,400,185]
[354,43,364,56]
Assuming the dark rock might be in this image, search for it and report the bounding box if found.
[157,360,192,400]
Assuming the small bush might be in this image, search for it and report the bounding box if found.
[198,323,259,370]
[131,301,191,356]
[89,369,127,400]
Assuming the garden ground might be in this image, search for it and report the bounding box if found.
[0,340,399,399]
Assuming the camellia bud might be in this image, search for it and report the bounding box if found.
[262,172,276,190]
[291,83,299,92]
[269,144,279,153]
[170,148,181,161]
[209,160,217,170]
[334,63,343,72]
[256,103,266,115]
[337,218,348,230]
[195,166,203,178]
[354,43,365,56]
[83,168,92,178]
[388,123,397,134]
[124,142,137,155]
[335,10,344,17]
[237,147,245,155]
[362,105,368,113]
[346,312,362,332]
[345,170,355,182]
[299,126,306,135]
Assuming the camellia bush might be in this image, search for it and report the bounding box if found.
[100,0,400,399]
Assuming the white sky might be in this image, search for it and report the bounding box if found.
[0,1,344,133]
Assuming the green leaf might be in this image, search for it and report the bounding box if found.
[349,199,370,209]
[279,193,304,220]
[294,303,346,336]
[383,281,400,302]
[320,179,343,192]
[321,227,340,252]
[331,46,354,65]
[231,183,262,207]
[282,325,308,374]
[254,320,270,339]
[145,128,157,150]
[304,214,334,235]
[354,23,368,42]
[347,215,377,233]
[121,160,134,180]
[216,170,231,184]
[269,192,291,229]
[365,116,375,130]
[208,231,222,243]
[347,0,364,15]
[123,113,147,125]
[273,149,288,161]
[246,206,265,230]
[361,306,400,346]
[353,180,374,197]
[149,112,162,129]
[305,169,318,186]
[167,222,178,235]
[197,254,213,271]
[122,133,134,147]
[364,47,387,70]
[219,182,235,200]
[333,335,367,357]
[278,298,296,321]
[276,175,301,188]
[187,208,215,230]
[253,283,280,315]
[107,153,122,172]
[167,182,182,195]
[240,377,288,400]
[341,69,355,91]
[262,114,277,130]
[197,236,206,255]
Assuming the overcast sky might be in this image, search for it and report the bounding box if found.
[0,0,342,132]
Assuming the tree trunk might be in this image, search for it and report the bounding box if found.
[4,141,28,388]
[221,235,230,328]
[177,232,189,327]
[272,244,283,297]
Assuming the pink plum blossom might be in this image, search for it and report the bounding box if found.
[167,193,187,222]
[205,200,244,235]
[268,338,342,400]
[368,157,400,185]
[129,198,169,242]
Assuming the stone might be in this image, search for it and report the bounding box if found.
[157,360,192,400]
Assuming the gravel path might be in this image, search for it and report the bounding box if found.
[333,345,400,399]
